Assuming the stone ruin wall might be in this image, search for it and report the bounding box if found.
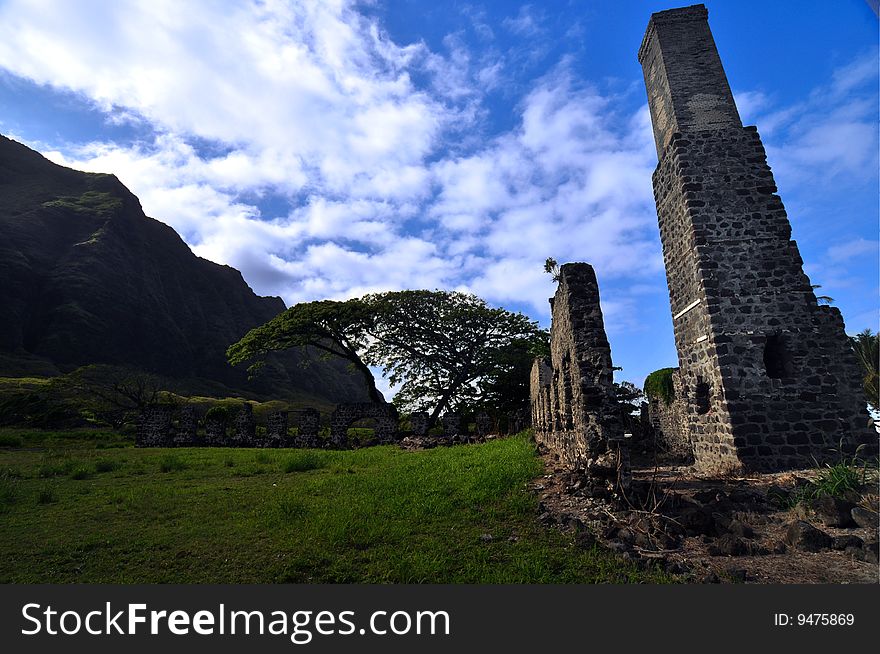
[644,369,691,458]
[136,402,500,449]
[639,4,877,473]
[529,263,622,470]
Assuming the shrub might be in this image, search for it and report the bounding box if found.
[69,466,92,480]
[94,459,118,473]
[282,452,324,473]
[37,484,58,505]
[0,434,23,447]
[0,470,20,509]
[790,445,877,505]
[39,460,75,478]
[644,368,676,406]
[159,454,188,473]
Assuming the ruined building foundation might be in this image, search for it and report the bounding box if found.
[530,264,625,480]
[639,4,877,472]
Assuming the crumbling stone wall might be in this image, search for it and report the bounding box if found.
[645,369,691,458]
[330,403,399,447]
[639,4,877,472]
[172,406,199,447]
[475,412,493,439]
[136,405,174,447]
[408,412,429,437]
[441,412,463,440]
[266,411,289,447]
[292,408,321,447]
[231,403,256,446]
[204,414,227,446]
[529,263,623,470]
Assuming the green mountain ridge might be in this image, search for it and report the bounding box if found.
[0,134,370,403]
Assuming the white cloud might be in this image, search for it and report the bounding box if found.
[827,239,879,262]
[740,49,879,188]
[1,1,874,347]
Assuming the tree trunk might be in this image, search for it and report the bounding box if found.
[427,377,465,427]
[352,357,386,404]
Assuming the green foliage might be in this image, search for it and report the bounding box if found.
[472,330,550,418]
[0,434,22,447]
[612,381,646,435]
[811,284,834,306]
[227,298,382,402]
[543,257,561,282]
[851,329,879,412]
[789,444,877,506]
[228,290,546,422]
[42,191,123,217]
[644,368,677,406]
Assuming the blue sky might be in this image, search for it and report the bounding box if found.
[0,0,877,397]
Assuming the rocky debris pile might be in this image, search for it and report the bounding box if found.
[531,454,880,582]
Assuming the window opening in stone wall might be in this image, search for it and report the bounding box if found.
[551,371,562,431]
[561,354,574,429]
[763,332,793,379]
[695,376,710,414]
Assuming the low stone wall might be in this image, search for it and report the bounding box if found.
[136,403,514,450]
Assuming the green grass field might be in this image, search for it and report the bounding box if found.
[0,429,673,583]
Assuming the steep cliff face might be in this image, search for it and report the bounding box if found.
[0,134,370,402]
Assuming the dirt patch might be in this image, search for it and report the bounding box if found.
[533,448,879,584]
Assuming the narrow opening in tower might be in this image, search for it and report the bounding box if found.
[561,353,574,429]
[695,376,710,414]
[763,333,793,379]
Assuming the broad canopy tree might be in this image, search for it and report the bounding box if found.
[226,290,547,425]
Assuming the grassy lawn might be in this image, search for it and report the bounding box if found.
[0,430,673,583]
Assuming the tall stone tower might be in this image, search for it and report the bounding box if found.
[638,4,876,472]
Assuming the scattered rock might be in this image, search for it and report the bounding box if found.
[608,540,629,554]
[728,488,765,508]
[844,545,865,561]
[765,484,790,506]
[715,516,754,538]
[693,489,726,505]
[564,516,586,532]
[851,506,879,530]
[678,506,715,536]
[831,535,863,551]
[811,496,857,528]
[708,534,767,557]
[664,560,686,575]
[479,533,494,543]
[724,566,747,582]
[698,571,720,584]
[864,541,879,565]
[708,534,748,556]
[772,541,787,554]
[784,520,832,553]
